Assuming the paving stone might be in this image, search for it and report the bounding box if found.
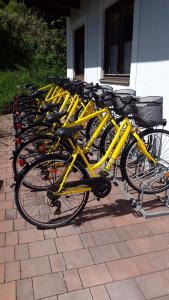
[114,226,132,241]
[154,296,169,300]
[44,229,57,239]
[78,264,112,288]
[147,220,168,234]
[0,281,16,300]
[33,272,67,299]
[113,214,137,227]
[5,209,17,220]
[0,193,5,202]
[58,288,93,300]
[149,233,169,251]
[106,258,140,280]
[29,239,56,258]
[91,228,119,245]
[56,225,81,237]
[5,192,14,201]
[0,211,5,221]
[0,264,4,283]
[90,285,110,300]
[41,297,58,300]
[0,201,13,210]
[17,278,33,300]
[63,248,94,269]
[80,233,96,248]
[80,221,93,233]
[21,256,51,278]
[5,261,20,282]
[0,246,14,263]
[0,233,5,247]
[148,250,169,271]
[25,221,34,229]
[49,254,66,272]
[136,272,169,299]
[6,231,18,246]
[55,235,83,253]
[15,244,29,260]
[14,218,26,230]
[151,218,169,234]
[19,228,44,243]
[89,244,120,264]
[127,237,154,255]
[114,241,134,258]
[0,220,13,233]
[63,269,83,291]
[133,254,155,275]
[106,279,144,300]
[90,217,113,231]
[2,185,12,193]
[125,223,153,240]
[162,269,169,281]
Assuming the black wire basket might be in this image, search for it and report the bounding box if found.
[112,95,135,116]
[133,96,163,127]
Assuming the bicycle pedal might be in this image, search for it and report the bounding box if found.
[10,183,16,188]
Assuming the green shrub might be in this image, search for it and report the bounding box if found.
[0,65,66,113]
[0,3,66,113]
[0,9,66,70]
[0,0,5,9]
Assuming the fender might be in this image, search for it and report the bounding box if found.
[120,128,155,180]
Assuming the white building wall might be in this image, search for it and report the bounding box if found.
[67,0,169,120]
[133,0,169,121]
[67,0,100,82]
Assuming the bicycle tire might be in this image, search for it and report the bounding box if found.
[14,154,89,229]
[120,128,169,194]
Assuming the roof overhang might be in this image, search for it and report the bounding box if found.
[24,0,80,18]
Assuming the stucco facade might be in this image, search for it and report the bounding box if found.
[67,0,169,122]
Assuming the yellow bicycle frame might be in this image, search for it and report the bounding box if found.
[57,117,156,195]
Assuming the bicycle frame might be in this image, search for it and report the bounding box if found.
[57,117,157,195]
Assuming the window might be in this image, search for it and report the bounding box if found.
[102,0,134,85]
[74,25,85,80]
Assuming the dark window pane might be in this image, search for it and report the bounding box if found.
[74,25,85,77]
[104,0,134,75]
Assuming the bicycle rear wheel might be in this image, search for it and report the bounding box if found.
[13,134,71,180]
[14,154,89,229]
[121,128,169,194]
[15,122,51,148]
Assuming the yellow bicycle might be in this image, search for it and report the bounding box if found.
[14,95,169,228]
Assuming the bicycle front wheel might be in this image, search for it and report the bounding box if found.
[121,128,169,194]
[14,154,89,229]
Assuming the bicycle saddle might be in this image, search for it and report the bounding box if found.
[41,103,59,113]
[57,126,83,139]
[46,111,67,124]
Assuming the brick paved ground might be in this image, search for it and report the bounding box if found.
[1,114,169,299]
